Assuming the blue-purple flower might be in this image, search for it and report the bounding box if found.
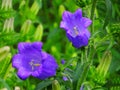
[12,42,58,80]
[60,9,92,48]
[63,76,68,81]
[61,59,66,64]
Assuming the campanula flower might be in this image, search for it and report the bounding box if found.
[61,59,66,64]
[12,42,58,80]
[63,76,68,81]
[60,9,92,48]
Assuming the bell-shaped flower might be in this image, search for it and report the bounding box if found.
[12,42,58,80]
[60,9,92,48]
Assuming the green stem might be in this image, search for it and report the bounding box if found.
[76,48,89,90]
[76,1,98,89]
[89,0,98,63]
[90,0,97,34]
[26,78,30,90]
[76,63,89,90]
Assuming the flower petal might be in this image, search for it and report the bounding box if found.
[66,32,89,48]
[38,54,58,80]
[12,54,23,69]
[32,42,42,51]
[41,51,48,60]
[82,17,92,27]
[17,67,31,80]
[37,69,56,80]
[60,21,69,31]
[84,29,91,38]
[32,65,42,77]
[42,54,58,69]
[18,42,31,53]
[61,11,74,30]
[62,11,72,21]
[74,9,82,20]
[18,42,42,55]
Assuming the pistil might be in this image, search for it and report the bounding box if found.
[73,26,79,35]
[29,60,40,70]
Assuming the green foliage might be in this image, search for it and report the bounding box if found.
[0,0,120,90]
[36,80,53,90]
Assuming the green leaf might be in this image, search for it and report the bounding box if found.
[0,77,10,90]
[103,0,112,29]
[35,80,53,90]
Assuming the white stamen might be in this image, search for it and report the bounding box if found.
[73,26,79,35]
[29,60,40,70]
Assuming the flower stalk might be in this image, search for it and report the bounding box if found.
[90,0,97,34]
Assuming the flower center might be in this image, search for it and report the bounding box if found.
[29,60,40,71]
[73,26,79,35]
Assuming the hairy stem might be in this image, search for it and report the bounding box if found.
[90,0,97,34]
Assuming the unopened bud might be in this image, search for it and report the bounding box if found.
[97,51,112,78]
[52,80,61,90]
[19,0,26,9]
[58,5,65,17]
[20,20,32,35]
[30,0,42,16]
[34,24,43,41]
[1,0,12,10]
[0,46,10,61]
[3,17,14,33]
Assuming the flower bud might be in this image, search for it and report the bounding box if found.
[20,20,32,35]
[58,5,65,17]
[19,0,26,9]
[3,17,14,33]
[52,80,61,90]
[30,0,42,16]
[0,46,10,61]
[1,0,12,10]
[34,24,43,41]
[97,51,112,78]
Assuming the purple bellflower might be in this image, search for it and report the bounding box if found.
[63,76,68,81]
[60,9,92,48]
[12,42,58,80]
[61,59,66,64]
